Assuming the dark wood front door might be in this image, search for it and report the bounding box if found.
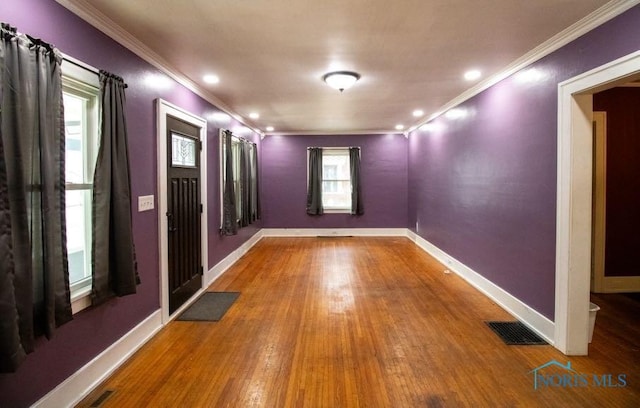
[166,115,202,314]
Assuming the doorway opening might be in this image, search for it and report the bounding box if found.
[556,50,640,355]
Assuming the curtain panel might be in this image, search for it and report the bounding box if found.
[220,131,260,236]
[91,71,139,305]
[0,23,72,372]
[349,147,364,215]
[250,143,260,222]
[239,141,250,227]
[221,130,238,235]
[306,147,323,215]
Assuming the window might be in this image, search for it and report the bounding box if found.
[321,149,351,211]
[62,60,99,305]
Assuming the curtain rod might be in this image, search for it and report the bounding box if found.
[226,130,256,145]
[62,54,128,88]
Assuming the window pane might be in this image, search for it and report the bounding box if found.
[64,93,86,184]
[323,180,351,208]
[323,153,350,179]
[171,133,197,167]
[321,150,351,209]
[66,189,91,285]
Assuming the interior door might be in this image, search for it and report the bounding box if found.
[166,115,202,314]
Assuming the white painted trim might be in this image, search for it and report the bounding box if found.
[406,231,555,344]
[408,0,640,133]
[556,50,640,355]
[32,310,162,408]
[602,276,640,293]
[205,230,264,285]
[70,289,92,315]
[260,228,408,237]
[157,99,208,324]
[55,0,263,138]
[591,111,607,293]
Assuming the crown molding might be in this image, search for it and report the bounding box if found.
[55,0,264,138]
[408,0,640,133]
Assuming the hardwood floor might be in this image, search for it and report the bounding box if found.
[77,237,640,407]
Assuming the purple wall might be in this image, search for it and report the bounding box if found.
[408,5,640,319]
[0,0,261,406]
[261,134,408,228]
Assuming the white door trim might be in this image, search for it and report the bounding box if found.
[156,99,208,324]
[591,111,607,293]
[555,50,640,355]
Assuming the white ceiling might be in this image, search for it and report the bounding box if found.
[60,0,617,135]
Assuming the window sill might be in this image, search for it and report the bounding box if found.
[323,208,351,214]
[71,286,92,314]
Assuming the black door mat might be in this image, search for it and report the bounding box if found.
[486,321,548,345]
[177,292,240,322]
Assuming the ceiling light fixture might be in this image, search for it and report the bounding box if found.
[265,126,274,132]
[203,74,220,84]
[322,71,360,92]
[464,70,481,81]
[412,109,424,117]
[249,112,260,119]
[395,124,405,130]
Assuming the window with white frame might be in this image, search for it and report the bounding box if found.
[321,149,351,211]
[62,60,99,304]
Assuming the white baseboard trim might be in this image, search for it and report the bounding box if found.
[204,230,264,285]
[600,276,640,293]
[33,310,163,408]
[406,230,555,344]
[260,228,408,237]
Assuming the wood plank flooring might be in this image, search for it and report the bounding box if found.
[77,237,640,407]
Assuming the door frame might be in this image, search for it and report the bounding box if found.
[591,111,607,293]
[555,50,640,355]
[157,99,208,324]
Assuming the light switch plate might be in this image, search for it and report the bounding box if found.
[138,195,154,212]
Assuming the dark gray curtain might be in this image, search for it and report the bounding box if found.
[91,71,139,305]
[306,147,323,215]
[349,147,364,215]
[239,141,250,227]
[250,143,260,222]
[221,130,237,235]
[0,23,72,372]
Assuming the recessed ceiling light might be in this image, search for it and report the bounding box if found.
[464,70,481,81]
[203,74,219,84]
[249,112,260,119]
[395,124,405,130]
[412,109,424,117]
[265,126,274,132]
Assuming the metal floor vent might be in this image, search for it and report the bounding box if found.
[90,390,115,407]
[317,235,354,238]
[486,321,547,345]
